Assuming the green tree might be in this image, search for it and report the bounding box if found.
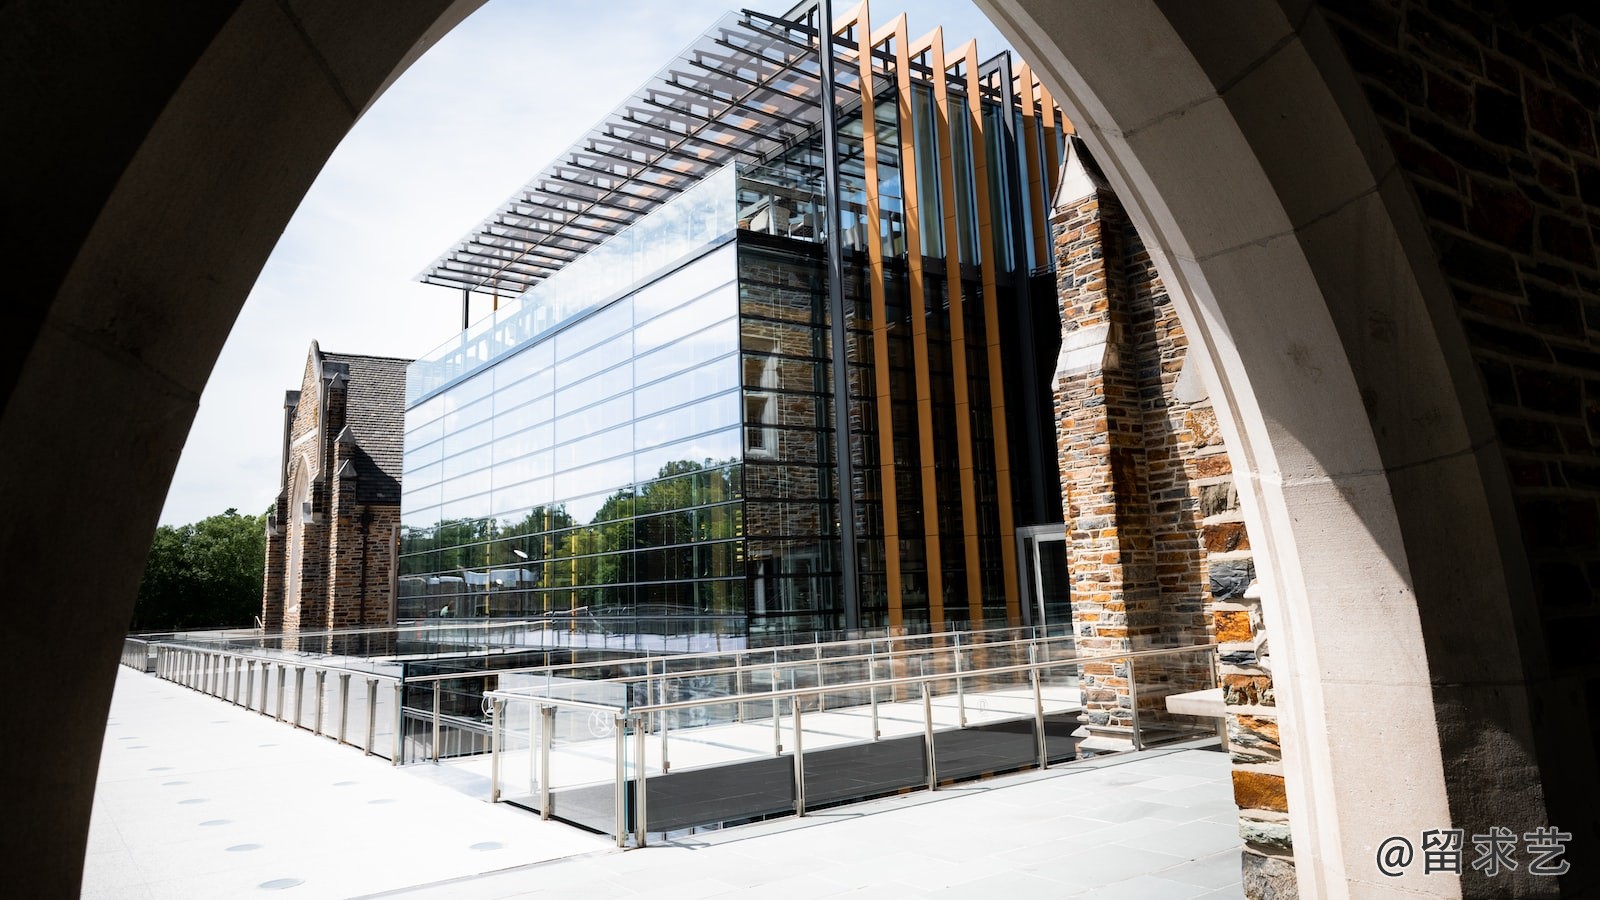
[131,507,266,630]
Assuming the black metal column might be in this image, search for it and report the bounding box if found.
[817,0,861,631]
[461,287,470,331]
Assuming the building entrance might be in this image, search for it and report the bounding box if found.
[1015,525,1068,631]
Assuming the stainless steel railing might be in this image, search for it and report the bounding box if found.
[485,641,1220,848]
[151,643,406,762]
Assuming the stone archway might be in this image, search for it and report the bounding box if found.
[982,2,1568,897]
[2,1,1579,895]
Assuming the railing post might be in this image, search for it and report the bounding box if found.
[337,673,350,745]
[734,652,744,723]
[245,661,255,711]
[771,666,782,755]
[293,667,305,728]
[869,650,880,740]
[1127,656,1142,751]
[815,644,825,713]
[613,712,625,847]
[955,634,967,728]
[314,670,326,735]
[1031,642,1047,770]
[432,681,442,763]
[365,678,377,756]
[489,697,501,802]
[261,662,270,713]
[922,682,937,791]
[393,681,404,766]
[542,706,555,821]
[633,714,648,847]
[275,665,286,721]
[657,662,670,774]
[792,698,806,817]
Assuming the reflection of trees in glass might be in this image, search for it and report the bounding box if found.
[398,458,741,620]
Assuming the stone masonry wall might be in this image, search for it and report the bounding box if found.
[262,489,287,631]
[1315,1,1600,889]
[1054,165,1288,894]
[1052,180,1221,749]
[266,349,399,641]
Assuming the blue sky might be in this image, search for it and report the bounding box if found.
[160,0,1012,525]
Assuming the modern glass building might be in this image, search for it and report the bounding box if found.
[398,2,1070,644]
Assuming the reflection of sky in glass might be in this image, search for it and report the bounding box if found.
[407,165,738,404]
[400,245,740,533]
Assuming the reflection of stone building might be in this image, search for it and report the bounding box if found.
[263,342,409,635]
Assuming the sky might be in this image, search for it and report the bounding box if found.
[159,0,1012,526]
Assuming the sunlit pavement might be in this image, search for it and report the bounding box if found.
[89,666,1244,898]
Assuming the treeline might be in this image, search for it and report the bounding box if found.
[132,508,265,631]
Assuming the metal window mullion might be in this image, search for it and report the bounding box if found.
[963,42,1022,626]
[847,1,904,631]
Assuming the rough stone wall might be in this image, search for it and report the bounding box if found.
[326,457,398,634]
[1054,164,1291,892]
[262,490,287,631]
[267,348,411,640]
[1053,181,1218,750]
[1315,1,1600,887]
[1054,188,1142,744]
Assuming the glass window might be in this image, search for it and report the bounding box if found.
[555,297,633,362]
[492,449,552,487]
[555,362,633,417]
[491,477,552,516]
[635,353,739,417]
[495,367,553,408]
[492,395,553,439]
[635,288,737,356]
[441,443,491,481]
[634,426,740,483]
[440,468,491,504]
[634,317,739,386]
[492,339,554,390]
[442,418,493,456]
[635,389,740,450]
[554,393,632,444]
[492,423,553,465]
[555,423,633,473]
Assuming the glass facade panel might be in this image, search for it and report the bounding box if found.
[400,243,740,622]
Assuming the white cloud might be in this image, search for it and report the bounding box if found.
[160,0,1014,525]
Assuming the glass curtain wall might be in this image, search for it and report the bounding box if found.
[399,244,746,636]
[397,16,1066,645]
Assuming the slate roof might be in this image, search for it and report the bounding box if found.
[321,351,411,506]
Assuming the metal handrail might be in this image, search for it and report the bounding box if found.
[411,621,1071,686]
[151,642,406,764]
[396,629,1073,686]
[488,643,1217,713]
[485,641,1221,848]
[559,632,1079,689]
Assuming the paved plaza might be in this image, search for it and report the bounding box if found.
[88,666,1244,897]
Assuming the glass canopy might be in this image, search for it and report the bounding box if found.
[417,7,848,298]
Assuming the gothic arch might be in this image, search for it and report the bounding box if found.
[3,1,1574,895]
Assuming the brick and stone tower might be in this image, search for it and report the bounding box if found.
[1051,138,1291,892]
[262,342,409,644]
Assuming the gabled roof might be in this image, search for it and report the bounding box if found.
[321,352,410,506]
